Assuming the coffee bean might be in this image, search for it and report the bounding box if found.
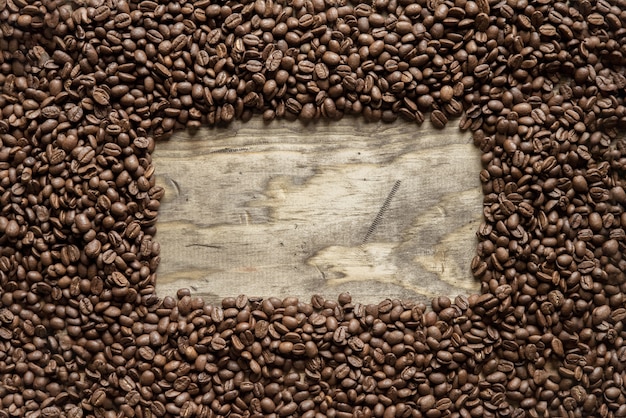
[440,85,454,102]
[246,60,263,73]
[430,109,448,129]
[333,325,347,344]
[92,87,110,106]
[298,60,315,74]
[474,63,491,79]
[322,51,341,66]
[84,239,102,258]
[5,219,20,239]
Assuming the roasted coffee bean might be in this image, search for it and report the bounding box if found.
[430,109,448,129]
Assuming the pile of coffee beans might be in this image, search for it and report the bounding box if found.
[1,0,625,417]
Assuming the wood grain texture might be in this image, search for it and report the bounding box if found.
[152,118,483,305]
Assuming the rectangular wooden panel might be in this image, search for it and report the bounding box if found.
[153,118,483,305]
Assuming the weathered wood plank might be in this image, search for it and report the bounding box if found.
[152,118,483,305]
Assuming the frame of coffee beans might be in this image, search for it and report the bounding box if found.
[0,0,625,417]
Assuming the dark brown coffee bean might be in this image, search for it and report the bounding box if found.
[150,401,166,417]
[246,60,263,73]
[430,109,448,129]
[92,87,110,106]
[5,219,20,239]
[440,85,454,102]
[474,63,490,79]
[322,51,341,66]
[84,239,102,258]
[315,62,330,80]
[333,325,347,344]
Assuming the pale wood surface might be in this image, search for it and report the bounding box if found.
[152,118,483,306]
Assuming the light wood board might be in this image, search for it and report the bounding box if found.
[152,118,483,306]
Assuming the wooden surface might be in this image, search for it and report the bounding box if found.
[152,118,483,306]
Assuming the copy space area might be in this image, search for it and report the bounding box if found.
[153,118,482,305]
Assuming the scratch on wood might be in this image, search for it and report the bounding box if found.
[312,263,326,281]
[363,180,401,244]
[211,147,250,153]
[185,244,223,249]
[170,178,181,197]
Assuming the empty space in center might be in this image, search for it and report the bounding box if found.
[152,118,482,305]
